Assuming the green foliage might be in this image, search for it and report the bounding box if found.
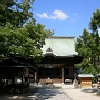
[76,29,100,73]
[89,8,100,31]
[0,22,48,62]
[76,8,100,77]
[0,1,33,27]
[0,1,54,63]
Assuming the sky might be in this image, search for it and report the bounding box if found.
[16,0,100,38]
[29,0,100,38]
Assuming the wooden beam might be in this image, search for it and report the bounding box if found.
[37,64,63,67]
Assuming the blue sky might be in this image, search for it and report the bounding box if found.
[30,0,100,38]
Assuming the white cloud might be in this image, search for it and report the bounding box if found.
[36,13,49,18]
[36,9,69,20]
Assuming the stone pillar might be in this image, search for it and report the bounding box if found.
[62,67,65,84]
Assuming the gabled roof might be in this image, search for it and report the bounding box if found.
[78,74,94,78]
[42,36,78,56]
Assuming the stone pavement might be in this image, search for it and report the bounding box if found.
[0,84,70,100]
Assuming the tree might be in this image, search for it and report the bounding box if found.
[89,9,100,31]
[0,23,47,62]
[0,1,54,62]
[0,1,33,27]
[76,8,100,77]
[75,29,100,74]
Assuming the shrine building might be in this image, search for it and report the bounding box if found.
[35,36,83,84]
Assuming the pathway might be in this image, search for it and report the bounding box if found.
[0,84,70,100]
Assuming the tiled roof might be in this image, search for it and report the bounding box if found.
[42,36,78,56]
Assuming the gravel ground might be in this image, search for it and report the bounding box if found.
[0,84,100,100]
[62,88,100,100]
[0,84,70,100]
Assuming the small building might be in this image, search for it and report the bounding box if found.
[78,74,94,88]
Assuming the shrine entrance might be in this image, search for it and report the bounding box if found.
[34,60,74,84]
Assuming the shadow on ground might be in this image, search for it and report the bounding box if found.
[82,88,98,93]
[0,84,62,100]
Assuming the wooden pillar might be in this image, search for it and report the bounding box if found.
[35,72,37,83]
[62,67,65,84]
